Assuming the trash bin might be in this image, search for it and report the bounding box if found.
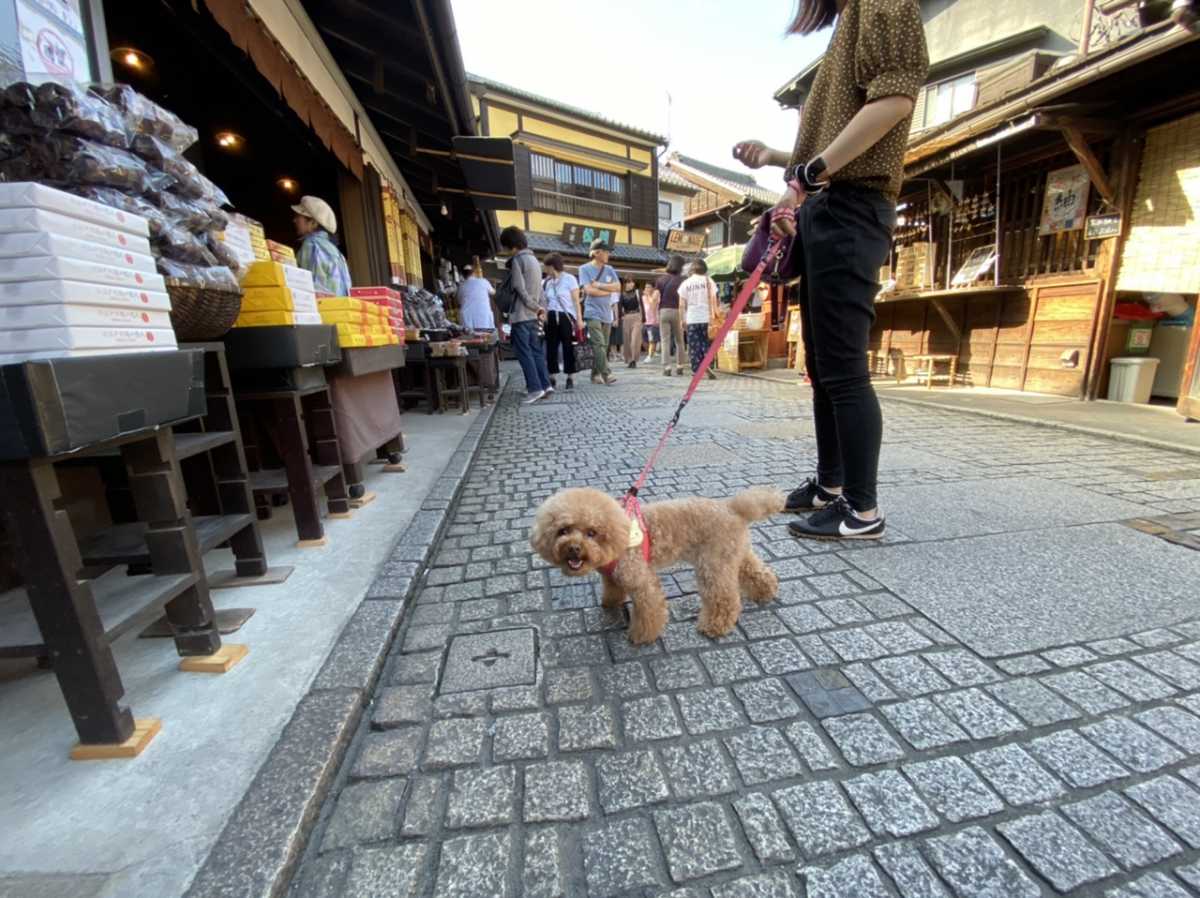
[1107,357,1161,403]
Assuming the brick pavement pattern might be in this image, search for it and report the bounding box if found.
[293,368,1200,897]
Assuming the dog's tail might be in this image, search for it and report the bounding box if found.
[726,487,786,522]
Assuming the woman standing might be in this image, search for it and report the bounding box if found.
[641,282,659,363]
[678,259,718,381]
[292,195,351,295]
[733,0,927,540]
[542,253,581,390]
[620,279,643,367]
[655,254,688,376]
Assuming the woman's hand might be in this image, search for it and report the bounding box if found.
[733,141,788,169]
[770,187,803,238]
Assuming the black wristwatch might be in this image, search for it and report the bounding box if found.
[785,156,829,193]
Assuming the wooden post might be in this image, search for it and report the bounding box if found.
[121,431,221,657]
[1085,129,1144,400]
[0,460,135,744]
[272,394,326,543]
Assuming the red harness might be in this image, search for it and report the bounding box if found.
[598,494,652,577]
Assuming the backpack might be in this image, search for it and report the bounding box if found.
[494,259,519,316]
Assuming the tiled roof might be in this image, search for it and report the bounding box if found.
[659,168,698,194]
[668,154,779,207]
[467,75,667,146]
[525,232,669,265]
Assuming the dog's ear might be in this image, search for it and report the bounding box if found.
[593,492,632,550]
[529,499,558,559]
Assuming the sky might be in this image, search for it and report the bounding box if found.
[449,0,832,187]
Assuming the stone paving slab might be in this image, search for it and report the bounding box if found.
[275,369,1200,898]
[851,523,1200,655]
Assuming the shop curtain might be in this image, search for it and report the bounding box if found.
[203,0,364,178]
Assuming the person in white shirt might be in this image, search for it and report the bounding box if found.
[679,259,719,381]
[542,252,582,390]
[457,262,496,331]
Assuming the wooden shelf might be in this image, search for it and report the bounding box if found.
[876,284,1025,304]
[77,514,255,568]
[173,430,236,460]
[0,571,197,656]
[249,465,341,495]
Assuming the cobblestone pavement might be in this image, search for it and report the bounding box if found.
[292,366,1200,898]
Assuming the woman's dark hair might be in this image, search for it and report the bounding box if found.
[544,252,565,272]
[666,254,686,275]
[787,0,837,34]
[691,259,708,275]
[499,225,527,250]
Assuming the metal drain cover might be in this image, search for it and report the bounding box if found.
[439,627,538,694]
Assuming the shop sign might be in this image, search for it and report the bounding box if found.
[666,229,705,253]
[1085,213,1122,240]
[16,0,90,84]
[561,222,619,249]
[1039,164,1091,236]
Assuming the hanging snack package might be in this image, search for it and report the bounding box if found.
[90,83,198,153]
[44,135,148,193]
[32,81,129,148]
[157,258,239,293]
[155,221,219,266]
[130,133,209,200]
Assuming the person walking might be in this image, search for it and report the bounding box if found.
[733,0,927,539]
[655,254,687,376]
[579,239,621,385]
[620,278,643,367]
[499,225,553,403]
[679,259,719,381]
[542,252,581,390]
[641,281,659,363]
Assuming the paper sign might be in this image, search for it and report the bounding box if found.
[16,0,90,84]
[1039,164,1091,236]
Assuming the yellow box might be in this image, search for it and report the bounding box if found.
[336,333,370,347]
[320,310,383,326]
[236,310,306,326]
[242,262,289,288]
[241,286,296,312]
[318,297,385,316]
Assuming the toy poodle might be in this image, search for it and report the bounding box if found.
[531,487,784,644]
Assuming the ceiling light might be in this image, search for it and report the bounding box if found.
[111,47,153,71]
[277,177,298,193]
[440,202,449,216]
[215,131,244,150]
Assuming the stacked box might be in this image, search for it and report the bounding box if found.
[267,239,296,265]
[349,285,404,342]
[895,242,937,291]
[216,220,256,268]
[234,261,320,327]
[0,183,174,363]
[319,296,399,348]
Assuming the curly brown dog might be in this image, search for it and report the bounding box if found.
[531,487,785,644]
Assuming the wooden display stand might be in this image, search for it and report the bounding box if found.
[0,426,230,757]
[717,327,771,373]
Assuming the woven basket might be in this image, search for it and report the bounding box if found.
[166,281,242,342]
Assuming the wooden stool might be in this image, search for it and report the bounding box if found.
[908,354,958,389]
[431,356,471,414]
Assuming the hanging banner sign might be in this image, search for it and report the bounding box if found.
[1085,213,1122,240]
[666,229,705,253]
[561,222,619,249]
[1039,164,1091,235]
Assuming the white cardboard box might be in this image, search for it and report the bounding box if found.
[291,287,318,314]
[0,232,157,273]
[0,345,177,364]
[0,182,150,237]
[0,303,172,330]
[0,255,166,291]
[0,279,171,310]
[0,325,177,353]
[0,208,154,256]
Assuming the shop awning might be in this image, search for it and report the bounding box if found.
[450,136,517,211]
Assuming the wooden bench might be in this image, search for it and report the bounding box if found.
[908,354,959,389]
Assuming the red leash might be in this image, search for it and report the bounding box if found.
[623,238,784,508]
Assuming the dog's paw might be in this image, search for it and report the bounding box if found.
[627,606,667,645]
[697,610,738,639]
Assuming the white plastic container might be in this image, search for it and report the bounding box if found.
[1107,356,1161,403]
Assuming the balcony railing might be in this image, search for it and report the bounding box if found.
[532,188,630,225]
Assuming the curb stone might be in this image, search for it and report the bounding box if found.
[182,375,508,898]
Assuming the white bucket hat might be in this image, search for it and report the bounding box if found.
[291,195,337,234]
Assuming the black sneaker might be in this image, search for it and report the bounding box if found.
[549,376,557,389]
[784,477,839,513]
[565,377,574,391]
[789,497,885,541]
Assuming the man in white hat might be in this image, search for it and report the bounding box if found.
[293,195,352,296]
